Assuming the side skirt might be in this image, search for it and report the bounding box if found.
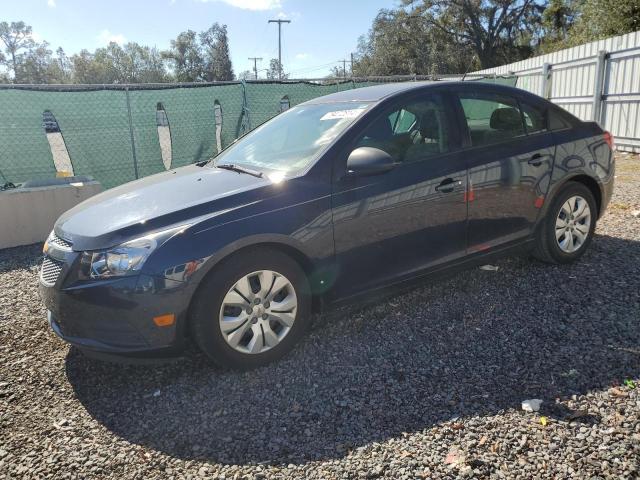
[322,238,535,313]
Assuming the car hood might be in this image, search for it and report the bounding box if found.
[55,164,271,251]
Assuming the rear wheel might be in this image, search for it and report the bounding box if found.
[533,182,597,264]
[190,248,311,369]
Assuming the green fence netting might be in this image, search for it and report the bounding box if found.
[0,89,57,183]
[0,75,517,189]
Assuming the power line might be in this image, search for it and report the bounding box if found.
[287,61,339,75]
[268,19,291,80]
[248,57,262,80]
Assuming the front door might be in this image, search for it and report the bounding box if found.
[330,92,468,300]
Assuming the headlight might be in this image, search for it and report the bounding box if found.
[81,225,188,279]
[84,236,157,278]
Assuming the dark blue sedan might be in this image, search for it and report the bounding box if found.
[39,81,615,369]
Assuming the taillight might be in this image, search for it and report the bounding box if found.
[603,131,614,150]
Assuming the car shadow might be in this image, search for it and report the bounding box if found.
[65,233,640,465]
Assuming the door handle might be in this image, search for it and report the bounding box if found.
[528,153,544,167]
[435,178,460,193]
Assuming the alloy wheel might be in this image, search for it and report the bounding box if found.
[555,195,592,253]
[219,270,298,354]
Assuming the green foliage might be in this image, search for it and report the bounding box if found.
[354,1,543,74]
[538,0,580,52]
[163,24,235,82]
[0,21,36,80]
[163,30,205,82]
[71,42,168,84]
[0,19,235,84]
[538,0,640,52]
[200,23,234,81]
[237,69,254,80]
[356,0,640,72]
[1,0,639,85]
[568,0,640,44]
[353,7,476,76]
[405,0,542,69]
[266,59,288,80]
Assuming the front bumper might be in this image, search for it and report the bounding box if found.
[40,267,192,356]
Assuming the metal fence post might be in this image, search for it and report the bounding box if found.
[124,87,139,179]
[541,63,552,99]
[592,50,607,123]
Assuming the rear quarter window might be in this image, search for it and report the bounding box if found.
[548,108,572,131]
[519,101,548,135]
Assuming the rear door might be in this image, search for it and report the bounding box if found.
[453,89,556,253]
[330,91,468,299]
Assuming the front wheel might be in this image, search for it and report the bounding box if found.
[533,182,597,264]
[190,248,311,369]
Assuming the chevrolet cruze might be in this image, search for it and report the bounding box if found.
[39,82,614,369]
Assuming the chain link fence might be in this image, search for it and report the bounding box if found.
[0,75,516,189]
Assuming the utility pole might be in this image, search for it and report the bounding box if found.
[268,19,291,80]
[248,57,262,80]
[339,55,353,78]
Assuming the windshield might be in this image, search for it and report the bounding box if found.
[214,102,370,174]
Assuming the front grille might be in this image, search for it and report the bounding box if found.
[49,233,72,250]
[40,257,65,285]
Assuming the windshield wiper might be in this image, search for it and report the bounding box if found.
[215,163,263,178]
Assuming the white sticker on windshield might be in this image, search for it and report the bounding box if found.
[320,108,366,121]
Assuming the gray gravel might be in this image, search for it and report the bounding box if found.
[1,153,639,479]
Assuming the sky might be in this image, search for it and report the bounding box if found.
[1,0,398,78]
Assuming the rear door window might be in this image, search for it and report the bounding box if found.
[458,93,525,147]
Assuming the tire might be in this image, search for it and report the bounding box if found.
[190,247,312,369]
[533,182,597,264]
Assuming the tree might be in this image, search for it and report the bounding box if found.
[542,0,578,39]
[14,42,54,83]
[200,23,234,81]
[403,0,544,69]
[237,69,254,80]
[0,21,36,81]
[329,64,348,78]
[352,8,474,76]
[537,0,580,52]
[71,49,111,83]
[163,30,205,82]
[567,0,640,44]
[70,42,169,84]
[266,58,287,80]
[122,43,168,83]
[52,47,74,83]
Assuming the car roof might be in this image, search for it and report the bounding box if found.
[300,81,438,104]
[300,80,536,106]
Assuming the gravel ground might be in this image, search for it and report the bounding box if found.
[1,153,639,479]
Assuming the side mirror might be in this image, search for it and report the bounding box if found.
[347,147,395,177]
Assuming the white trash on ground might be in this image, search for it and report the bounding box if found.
[479,265,499,271]
[522,399,543,412]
